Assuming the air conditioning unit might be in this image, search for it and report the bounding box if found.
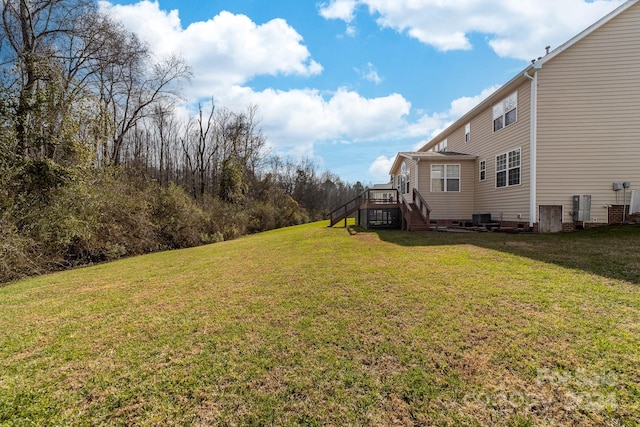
[572,195,591,222]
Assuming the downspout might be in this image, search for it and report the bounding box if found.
[524,63,541,228]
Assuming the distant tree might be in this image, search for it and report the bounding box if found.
[353,181,364,194]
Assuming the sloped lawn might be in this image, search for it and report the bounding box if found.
[1,222,639,425]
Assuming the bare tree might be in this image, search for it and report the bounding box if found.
[0,0,96,159]
[95,48,191,166]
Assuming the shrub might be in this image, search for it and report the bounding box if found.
[153,183,213,249]
[0,219,42,283]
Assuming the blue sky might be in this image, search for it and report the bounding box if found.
[101,0,625,184]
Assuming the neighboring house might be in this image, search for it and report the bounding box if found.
[386,0,640,232]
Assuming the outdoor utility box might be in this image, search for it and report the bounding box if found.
[572,195,592,221]
[472,213,491,226]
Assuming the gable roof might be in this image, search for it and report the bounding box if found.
[413,0,638,155]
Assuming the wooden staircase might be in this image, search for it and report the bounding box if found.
[328,194,363,227]
[399,189,431,232]
[328,188,431,231]
[405,203,430,231]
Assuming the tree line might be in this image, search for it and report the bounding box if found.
[0,0,364,283]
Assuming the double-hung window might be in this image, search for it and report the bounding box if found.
[496,148,521,188]
[493,92,517,132]
[431,164,460,192]
[479,159,486,181]
[465,123,470,142]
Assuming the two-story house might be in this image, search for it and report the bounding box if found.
[386,0,640,232]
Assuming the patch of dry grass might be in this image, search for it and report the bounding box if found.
[1,222,640,425]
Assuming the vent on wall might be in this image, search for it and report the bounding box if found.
[572,195,591,221]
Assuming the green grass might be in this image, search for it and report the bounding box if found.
[1,221,640,426]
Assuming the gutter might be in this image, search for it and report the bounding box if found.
[524,62,541,228]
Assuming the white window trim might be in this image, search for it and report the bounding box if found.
[495,148,521,189]
[493,91,518,132]
[479,159,486,181]
[400,161,410,195]
[465,123,470,143]
[430,163,461,193]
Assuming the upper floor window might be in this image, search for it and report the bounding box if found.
[431,164,460,192]
[496,148,521,188]
[479,159,486,181]
[493,92,517,132]
[465,123,470,142]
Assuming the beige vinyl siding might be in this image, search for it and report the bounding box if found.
[389,155,413,196]
[536,2,640,224]
[430,81,532,222]
[393,157,416,200]
[417,159,475,220]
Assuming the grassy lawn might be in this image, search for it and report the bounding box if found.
[1,221,640,426]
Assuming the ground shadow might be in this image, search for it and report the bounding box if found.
[349,224,640,285]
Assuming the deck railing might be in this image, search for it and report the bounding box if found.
[362,188,399,205]
[328,188,400,226]
[328,194,362,226]
[328,188,431,230]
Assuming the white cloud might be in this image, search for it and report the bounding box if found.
[99,0,322,99]
[448,85,500,118]
[355,63,383,84]
[319,0,358,22]
[406,85,499,145]
[345,24,357,37]
[369,155,394,181]
[320,0,626,60]
[223,87,411,149]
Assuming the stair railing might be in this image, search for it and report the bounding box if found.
[412,188,431,224]
[328,193,363,226]
[400,193,413,231]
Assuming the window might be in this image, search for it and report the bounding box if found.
[479,159,486,181]
[440,139,448,152]
[493,92,517,132]
[465,123,470,142]
[400,161,410,194]
[496,148,521,188]
[431,164,460,192]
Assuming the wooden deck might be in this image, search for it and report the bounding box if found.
[328,188,431,231]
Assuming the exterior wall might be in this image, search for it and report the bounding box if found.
[416,159,475,220]
[536,2,640,226]
[420,80,533,224]
[390,157,418,201]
